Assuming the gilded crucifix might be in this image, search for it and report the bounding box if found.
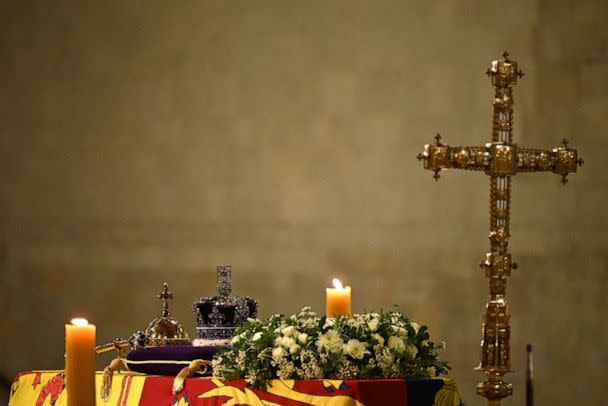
[417,52,583,405]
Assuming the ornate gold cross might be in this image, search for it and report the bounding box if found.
[157,282,174,317]
[417,52,582,405]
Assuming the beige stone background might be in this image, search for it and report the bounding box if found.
[1,0,607,405]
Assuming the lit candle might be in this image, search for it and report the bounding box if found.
[65,317,96,406]
[326,278,352,317]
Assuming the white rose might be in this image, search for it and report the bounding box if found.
[289,343,300,354]
[406,344,418,357]
[298,333,308,344]
[388,336,405,352]
[410,322,420,334]
[280,336,296,348]
[282,326,296,337]
[367,319,379,332]
[252,332,263,341]
[230,335,241,345]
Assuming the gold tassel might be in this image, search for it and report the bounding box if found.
[101,358,125,402]
[172,359,209,395]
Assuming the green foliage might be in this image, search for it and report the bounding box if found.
[212,307,451,389]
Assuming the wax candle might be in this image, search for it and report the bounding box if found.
[326,278,352,317]
[65,317,96,406]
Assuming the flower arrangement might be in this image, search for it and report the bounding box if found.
[212,307,450,389]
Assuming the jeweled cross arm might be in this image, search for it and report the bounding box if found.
[417,135,583,183]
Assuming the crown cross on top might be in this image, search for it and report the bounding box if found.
[157,282,173,317]
[217,265,232,297]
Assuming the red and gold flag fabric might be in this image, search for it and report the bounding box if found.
[9,371,460,406]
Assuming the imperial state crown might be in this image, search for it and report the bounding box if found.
[193,265,258,341]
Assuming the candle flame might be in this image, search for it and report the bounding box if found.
[332,278,344,290]
[71,317,89,327]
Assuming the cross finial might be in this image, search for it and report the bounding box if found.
[502,51,510,61]
[157,282,173,317]
[217,265,232,297]
[435,133,442,145]
[561,138,569,149]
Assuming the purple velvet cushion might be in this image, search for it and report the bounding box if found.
[125,345,217,376]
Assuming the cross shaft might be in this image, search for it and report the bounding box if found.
[417,52,582,405]
[157,282,173,317]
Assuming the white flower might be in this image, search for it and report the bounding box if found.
[427,366,436,377]
[323,318,336,329]
[272,346,285,361]
[406,344,418,357]
[375,348,397,377]
[282,336,296,348]
[367,319,379,332]
[236,350,247,368]
[231,335,241,345]
[316,329,343,353]
[388,336,406,352]
[277,361,295,380]
[297,333,308,344]
[299,318,318,329]
[410,322,420,334]
[252,332,263,341]
[371,333,385,346]
[421,340,429,347]
[274,336,295,348]
[289,343,300,354]
[391,325,408,338]
[347,317,363,329]
[212,358,225,376]
[282,326,296,337]
[440,341,447,350]
[343,339,369,360]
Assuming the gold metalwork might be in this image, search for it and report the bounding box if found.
[95,283,191,355]
[145,283,191,346]
[417,51,583,405]
[95,338,130,355]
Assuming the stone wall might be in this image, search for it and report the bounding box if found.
[1,1,606,404]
